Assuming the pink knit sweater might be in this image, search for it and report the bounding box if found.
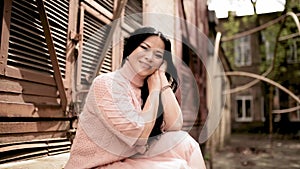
[64,62,206,169]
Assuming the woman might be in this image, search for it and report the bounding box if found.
[64,27,206,169]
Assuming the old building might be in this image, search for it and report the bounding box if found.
[217,10,300,134]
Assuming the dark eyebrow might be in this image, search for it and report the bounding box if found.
[155,50,163,55]
[141,42,151,48]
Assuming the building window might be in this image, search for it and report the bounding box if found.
[265,40,274,61]
[262,32,274,61]
[235,96,253,122]
[287,38,300,63]
[234,35,251,67]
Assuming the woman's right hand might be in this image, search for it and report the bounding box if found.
[147,70,161,92]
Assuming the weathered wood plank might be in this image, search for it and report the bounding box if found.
[0,93,59,106]
[0,143,47,153]
[0,101,35,117]
[34,105,65,117]
[48,146,71,153]
[0,78,58,97]
[36,0,68,112]
[48,149,70,156]
[0,131,67,144]
[0,101,66,117]
[47,140,71,147]
[0,121,70,134]
[0,78,22,93]
[0,137,70,147]
[0,0,12,75]
[84,0,113,19]
[0,138,71,163]
[5,66,56,86]
[0,150,48,164]
[65,0,79,89]
[81,2,111,24]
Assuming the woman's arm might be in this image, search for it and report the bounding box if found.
[139,70,161,139]
[93,73,159,147]
[159,71,183,131]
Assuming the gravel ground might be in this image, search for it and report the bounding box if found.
[211,133,300,169]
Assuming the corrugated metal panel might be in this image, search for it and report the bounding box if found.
[8,0,68,78]
[81,11,112,87]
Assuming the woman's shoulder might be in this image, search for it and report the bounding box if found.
[94,71,116,81]
[93,71,126,86]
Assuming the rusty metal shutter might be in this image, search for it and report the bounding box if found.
[8,0,68,78]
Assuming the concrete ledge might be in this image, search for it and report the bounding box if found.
[0,153,70,169]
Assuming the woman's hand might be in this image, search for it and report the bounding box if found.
[158,61,169,89]
[147,70,161,92]
[159,60,167,72]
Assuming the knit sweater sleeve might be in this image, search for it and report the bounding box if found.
[92,74,146,147]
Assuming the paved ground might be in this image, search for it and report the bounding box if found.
[211,133,300,169]
[0,133,299,169]
[0,153,69,169]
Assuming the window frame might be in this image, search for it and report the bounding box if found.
[287,38,300,64]
[235,95,253,122]
[234,35,252,67]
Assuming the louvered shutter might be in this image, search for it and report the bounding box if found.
[93,0,114,75]
[0,0,72,163]
[5,0,69,111]
[95,0,114,12]
[8,0,68,78]
[74,0,114,113]
[122,0,143,36]
[80,12,112,87]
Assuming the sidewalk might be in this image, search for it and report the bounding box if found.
[0,153,69,169]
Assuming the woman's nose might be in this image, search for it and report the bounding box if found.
[144,51,154,61]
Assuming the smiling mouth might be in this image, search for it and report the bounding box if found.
[139,61,152,69]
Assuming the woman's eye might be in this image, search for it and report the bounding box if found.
[155,54,163,59]
[140,45,148,50]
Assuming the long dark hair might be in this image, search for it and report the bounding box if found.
[123,27,179,138]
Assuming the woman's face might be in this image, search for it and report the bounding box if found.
[127,35,165,77]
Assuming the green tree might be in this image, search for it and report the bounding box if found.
[220,0,300,134]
